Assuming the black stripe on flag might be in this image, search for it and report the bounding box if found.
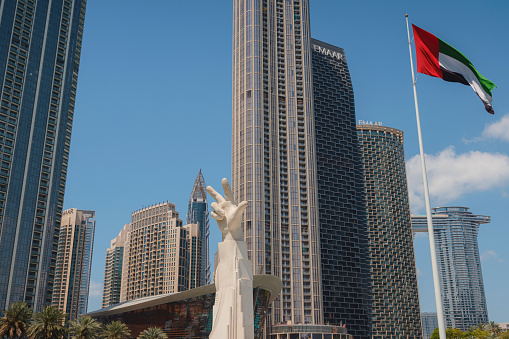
[440,67,469,86]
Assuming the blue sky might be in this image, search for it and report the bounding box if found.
[63,1,509,322]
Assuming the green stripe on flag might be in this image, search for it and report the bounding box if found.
[438,39,496,96]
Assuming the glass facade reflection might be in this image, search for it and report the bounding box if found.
[186,170,210,287]
[0,0,87,311]
[92,287,272,339]
[311,39,371,338]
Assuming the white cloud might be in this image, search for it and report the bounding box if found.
[482,114,509,142]
[464,113,509,144]
[406,146,509,212]
[416,267,424,277]
[480,250,505,263]
[88,281,103,298]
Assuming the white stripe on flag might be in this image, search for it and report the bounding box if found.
[439,53,493,105]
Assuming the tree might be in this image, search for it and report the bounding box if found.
[0,302,33,338]
[27,305,67,339]
[488,321,502,335]
[137,327,167,339]
[464,328,490,338]
[101,321,131,339]
[69,316,103,339]
[430,327,464,339]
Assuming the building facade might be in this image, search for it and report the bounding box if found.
[183,223,201,290]
[102,224,128,308]
[186,170,210,286]
[0,0,87,311]
[51,208,95,319]
[412,207,490,330]
[311,39,371,337]
[120,202,188,302]
[231,0,323,334]
[421,312,439,339]
[357,125,422,338]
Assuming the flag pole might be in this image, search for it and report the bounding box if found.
[405,14,446,339]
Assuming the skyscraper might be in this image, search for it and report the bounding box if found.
[357,124,422,337]
[182,223,201,290]
[311,39,371,337]
[51,208,95,319]
[186,170,210,286]
[102,224,128,308]
[0,1,87,311]
[120,202,188,302]
[412,207,490,330]
[421,312,439,339]
[232,0,325,335]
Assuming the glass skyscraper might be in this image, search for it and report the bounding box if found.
[186,170,210,286]
[312,39,371,338]
[357,125,422,338]
[231,0,325,335]
[51,208,95,319]
[102,224,128,308]
[421,312,439,339]
[412,207,490,331]
[0,0,86,311]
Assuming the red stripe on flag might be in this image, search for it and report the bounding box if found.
[412,24,442,79]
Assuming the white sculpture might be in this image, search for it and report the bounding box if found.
[207,178,254,339]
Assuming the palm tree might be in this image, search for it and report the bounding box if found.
[488,321,502,335]
[101,321,131,339]
[137,327,167,339]
[69,316,103,339]
[0,302,33,338]
[27,305,67,339]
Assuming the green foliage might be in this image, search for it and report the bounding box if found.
[489,321,502,335]
[0,302,33,338]
[464,328,490,338]
[69,316,103,339]
[430,324,506,339]
[430,327,465,339]
[27,305,67,339]
[101,321,131,339]
[137,327,167,339]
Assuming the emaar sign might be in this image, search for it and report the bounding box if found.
[312,45,343,60]
[358,120,383,126]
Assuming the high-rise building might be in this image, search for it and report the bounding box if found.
[311,39,371,337]
[412,207,490,330]
[102,224,128,308]
[51,208,95,319]
[182,223,201,290]
[120,202,188,302]
[186,170,210,286]
[0,1,87,311]
[421,312,439,339]
[357,124,422,337]
[231,0,333,336]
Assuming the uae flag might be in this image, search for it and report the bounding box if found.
[412,24,496,114]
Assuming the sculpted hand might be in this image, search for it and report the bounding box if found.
[206,178,248,241]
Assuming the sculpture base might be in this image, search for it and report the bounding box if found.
[210,239,254,339]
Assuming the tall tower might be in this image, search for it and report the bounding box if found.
[412,207,490,330]
[0,1,87,311]
[357,125,422,338]
[232,0,323,333]
[51,208,95,319]
[102,224,128,308]
[182,223,201,290]
[120,202,188,302]
[186,170,210,286]
[312,39,372,338]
